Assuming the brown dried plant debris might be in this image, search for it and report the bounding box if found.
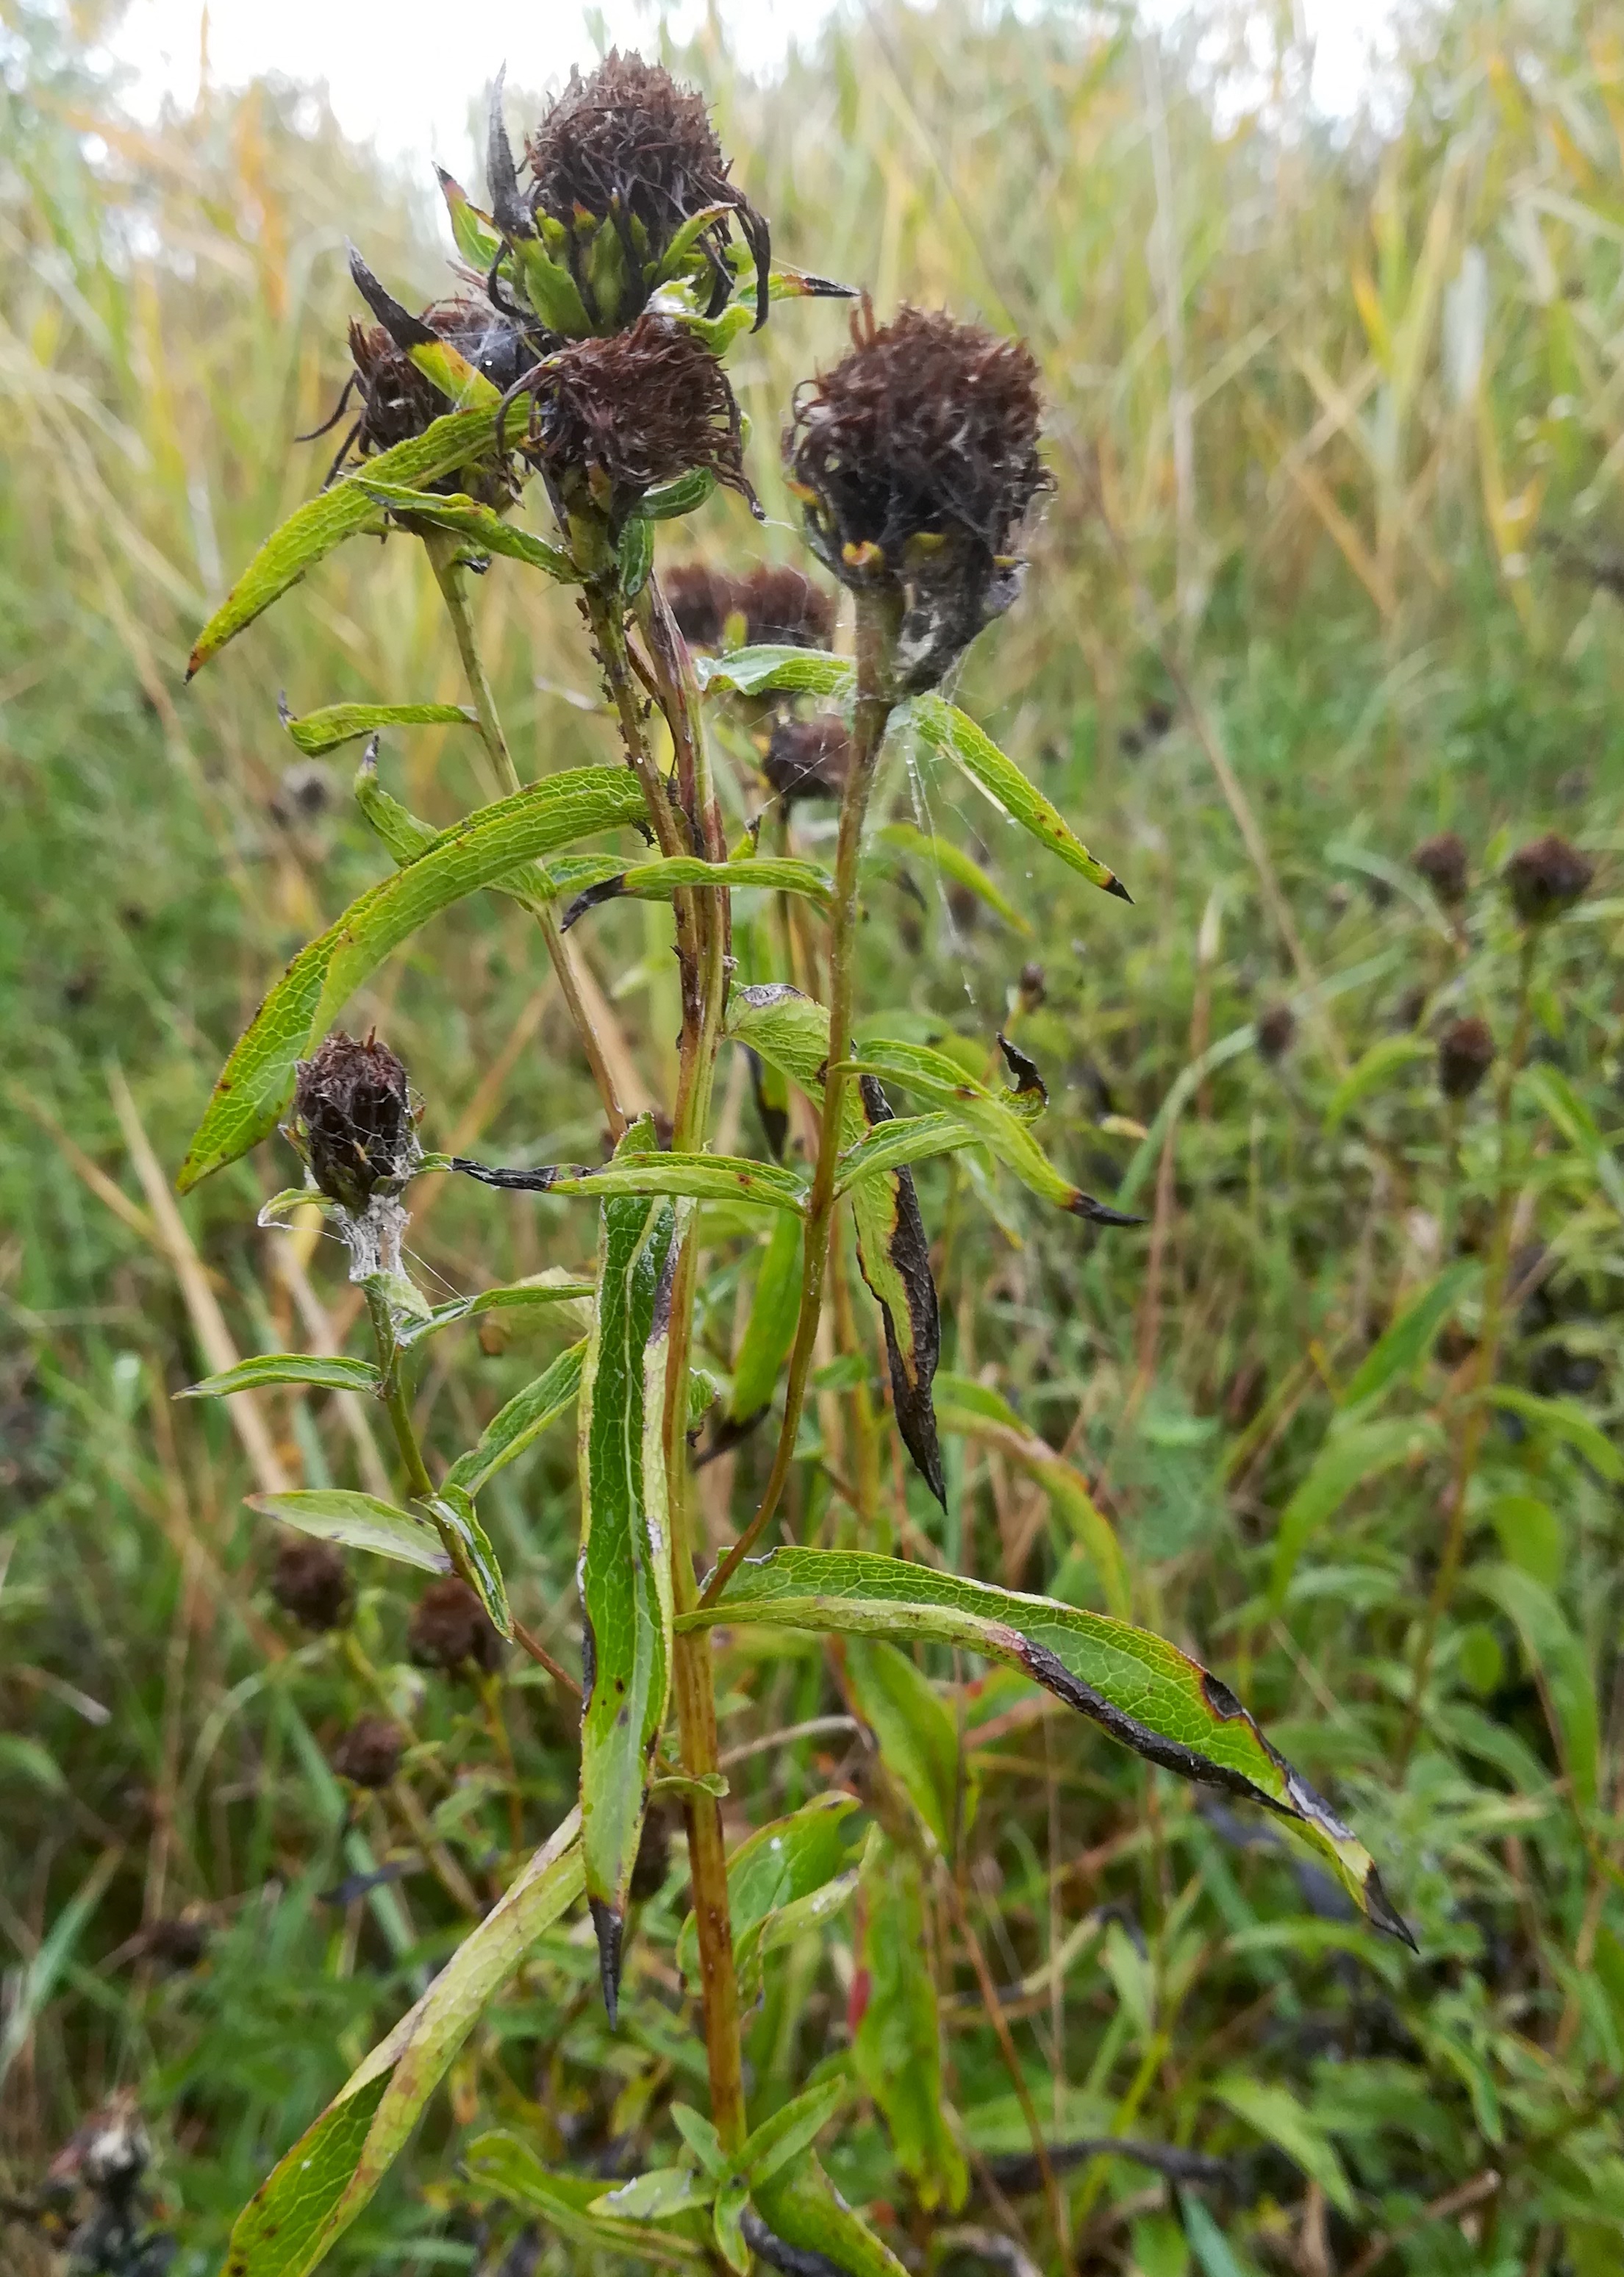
[762,714,851,804]
[269,1537,354,1633]
[786,300,1048,690]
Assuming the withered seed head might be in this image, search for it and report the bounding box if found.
[409,1577,502,1676]
[1412,831,1469,907]
[665,562,735,650]
[762,715,851,804]
[1503,832,1594,926]
[524,52,768,329]
[523,315,751,521]
[332,285,529,494]
[1017,961,1046,1008]
[1437,1015,1496,1101]
[332,1716,405,1790]
[270,1537,353,1632]
[292,1031,418,1215]
[1256,1003,1296,1064]
[665,561,834,653]
[785,301,1048,691]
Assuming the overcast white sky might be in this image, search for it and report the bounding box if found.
[103,0,1402,173]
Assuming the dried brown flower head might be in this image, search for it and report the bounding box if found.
[291,1031,418,1215]
[665,561,735,649]
[1412,831,1469,907]
[1256,1003,1296,1064]
[522,52,768,329]
[1503,832,1594,926]
[1437,1015,1496,1101]
[409,1577,502,1675]
[665,560,834,653]
[269,1537,353,1632]
[1017,961,1046,1008]
[316,252,531,490]
[732,563,834,648]
[786,301,1048,691]
[332,1716,405,1790]
[522,315,751,521]
[762,715,851,804]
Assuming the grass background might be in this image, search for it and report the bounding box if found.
[3,0,1623,2270]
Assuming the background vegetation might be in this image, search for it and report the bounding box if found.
[4,0,1623,2270]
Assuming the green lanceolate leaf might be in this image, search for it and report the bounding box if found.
[1339,1259,1480,1409]
[178,768,648,1190]
[577,1118,679,2022]
[737,2078,848,2190]
[725,984,943,1502]
[456,1151,808,1216]
[180,1354,381,1399]
[437,168,501,270]
[851,1834,967,2212]
[845,1638,966,1851]
[728,1209,804,1425]
[443,1341,587,1496]
[188,406,498,676]
[697,646,855,699]
[396,1275,593,1353]
[1323,1034,1434,1129]
[418,1484,510,1640]
[593,2167,714,2220]
[281,701,476,757]
[748,2155,909,2277]
[466,2134,703,2265]
[676,1792,866,1989]
[358,481,579,581]
[842,1036,1141,1227]
[1470,1564,1598,1812]
[903,694,1131,901]
[219,1814,584,2277]
[351,746,579,915]
[685,1549,1412,1943]
[246,1490,449,1574]
[870,821,1032,934]
[559,854,833,932]
[712,2178,751,2273]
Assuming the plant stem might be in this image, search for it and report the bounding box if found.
[1401,932,1537,1760]
[704,585,901,1608]
[588,557,748,2146]
[426,534,629,1138]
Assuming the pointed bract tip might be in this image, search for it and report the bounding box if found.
[184,655,201,683]
[590,1898,625,2027]
[276,690,291,726]
[1104,873,1134,904]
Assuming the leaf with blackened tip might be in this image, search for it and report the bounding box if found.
[559,875,629,931]
[996,1031,1047,1109]
[685,1548,1410,1942]
[1104,873,1134,904]
[590,1897,624,2028]
[486,66,531,239]
[346,243,437,349]
[1067,1193,1146,1228]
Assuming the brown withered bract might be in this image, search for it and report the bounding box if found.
[1437,1015,1496,1101]
[521,315,752,520]
[409,1577,502,1675]
[762,715,851,804]
[1503,832,1594,925]
[291,1030,418,1215]
[1256,1003,1296,1063]
[524,51,770,329]
[332,1716,406,1790]
[786,300,1048,691]
[1412,829,1469,907]
[269,1537,353,1632]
